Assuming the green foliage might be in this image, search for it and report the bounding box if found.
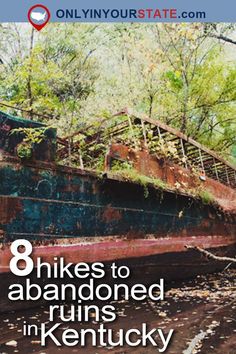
[0,23,235,163]
[196,190,215,205]
[16,142,32,159]
[11,126,49,159]
[166,71,183,90]
[111,167,167,197]
[0,24,99,134]
[10,126,49,144]
[110,160,132,172]
[149,137,180,160]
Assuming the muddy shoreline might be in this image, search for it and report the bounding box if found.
[0,269,235,354]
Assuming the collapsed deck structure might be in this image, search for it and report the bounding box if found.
[57,108,236,212]
[57,108,236,187]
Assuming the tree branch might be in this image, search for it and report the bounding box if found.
[185,245,236,263]
[210,34,236,45]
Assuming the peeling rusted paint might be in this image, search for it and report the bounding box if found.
[0,235,235,273]
[0,158,235,244]
[106,143,236,213]
[0,196,23,224]
[101,205,122,222]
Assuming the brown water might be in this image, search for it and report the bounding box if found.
[0,269,235,354]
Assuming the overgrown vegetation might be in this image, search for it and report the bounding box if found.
[16,142,32,159]
[110,164,217,204]
[109,155,217,204]
[10,126,49,159]
[196,190,215,205]
[0,23,235,163]
[10,126,49,144]
[110,164,167,198]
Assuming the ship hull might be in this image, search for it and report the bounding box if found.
[0,235,235,273]
[0,158,235,311]
[0,241,235,313]
[0,158,235,241]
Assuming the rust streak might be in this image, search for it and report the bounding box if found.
[101,206,122,222]
[0,197,23,224]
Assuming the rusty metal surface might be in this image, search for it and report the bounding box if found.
[117,109,236,185]
[0,110,235,284]
[0,159,235,243]
[1,109,235,186]
[57,109,236,187]
[106,143,236,213]
[0,243,235,314]
[1,235,236,273]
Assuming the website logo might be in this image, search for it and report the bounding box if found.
[28,4,50,31]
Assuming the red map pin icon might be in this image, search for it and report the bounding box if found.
[28,4,51,31]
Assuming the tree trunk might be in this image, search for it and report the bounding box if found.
[27,28,34,120]
[149,94,153,118]
[181,77,189,133]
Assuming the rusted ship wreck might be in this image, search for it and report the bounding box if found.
[0,108,235,286]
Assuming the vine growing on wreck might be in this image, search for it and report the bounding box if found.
[10,126,50,159]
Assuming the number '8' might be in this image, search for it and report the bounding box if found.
[10,239,34,276]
